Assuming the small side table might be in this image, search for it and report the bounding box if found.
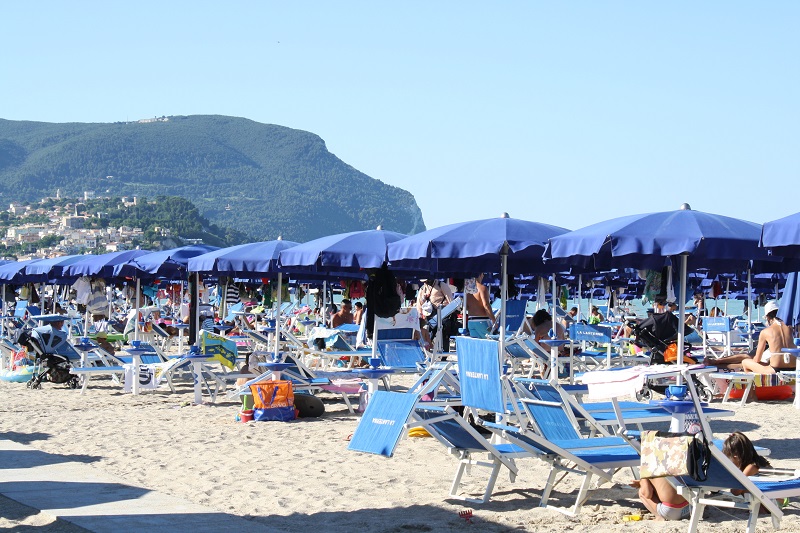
[650,399,704,433]
[353,368,395,407]
[257,361,294,381]
[123,347,149,395]
[542,339,570,382]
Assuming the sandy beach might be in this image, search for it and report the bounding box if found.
[2,375,799,533]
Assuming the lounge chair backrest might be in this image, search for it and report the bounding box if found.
[703,316,732,333]
[347,390,419,457]
[415,409,485,450]
[503,300,528,334]
[13,301,28,319]
[376,327,414,341]
[456,337,504,413]
[569,323,612,344]
[377,340,425,369]
[522,399,582,442]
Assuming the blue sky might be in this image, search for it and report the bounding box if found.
[2,2,797,234]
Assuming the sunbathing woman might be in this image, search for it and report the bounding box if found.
[741,301,795,374]
[632,431,768,520]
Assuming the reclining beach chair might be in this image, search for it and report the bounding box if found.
[667,375,800,533]
[456,336,525,423]
[348,390,530,503]
[481,388,641,516]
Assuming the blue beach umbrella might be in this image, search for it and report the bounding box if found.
[62,250,152,280]
[22,254,86,283]
[0,259,42,284]
[189,239,302,360]
[188,239,300,278]
[387,214,569,275]
[388,214,570,360]
[114,244,220,279]
[545,204,773,367]
[278,227,407,272]
[778,272,800,327]
[761,212,800,259]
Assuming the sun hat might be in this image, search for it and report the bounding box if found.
[764,300,779,316]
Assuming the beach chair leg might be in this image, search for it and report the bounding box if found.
[569,472,592,516]
[80,373,90,395]
[450,456,469,499]
[340,392,354,414]
[480,459,503,504]
[685,490,703,533]
[540,466,558,507]
[746,500,760,533]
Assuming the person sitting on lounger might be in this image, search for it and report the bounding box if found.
[632,431,769,520]
[331,299,355,328]
[741,301,795,374]
[524,310,566,352]
[352,301,364,326]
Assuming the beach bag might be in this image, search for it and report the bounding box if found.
[640,430,709,481]
[251,381,297,422]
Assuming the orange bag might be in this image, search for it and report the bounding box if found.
[250,381,297,421]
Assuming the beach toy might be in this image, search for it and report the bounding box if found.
[458,509,473,524]
[407,427,431,438]
[240,409,254,422]
[622,514,643,521]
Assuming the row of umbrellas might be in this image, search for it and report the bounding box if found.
[1,204,798,369]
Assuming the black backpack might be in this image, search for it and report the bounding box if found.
[370,265,402,319]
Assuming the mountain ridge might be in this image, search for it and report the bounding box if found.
[0,115,425,242]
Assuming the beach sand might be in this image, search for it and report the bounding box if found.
[1,377,799,533]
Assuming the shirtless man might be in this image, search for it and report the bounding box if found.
[330,299,355,328]
[465,274,495,325]
[742,301,795,374]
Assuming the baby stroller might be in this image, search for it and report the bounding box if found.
[16,325,80,390]
[630,313,713,402]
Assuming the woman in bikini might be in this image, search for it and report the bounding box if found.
[742,300,795,374]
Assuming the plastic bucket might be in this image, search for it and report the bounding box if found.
[240,409,254,423]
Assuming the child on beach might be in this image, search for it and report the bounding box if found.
[631,431,769,520]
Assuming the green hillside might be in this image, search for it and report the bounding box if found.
[0,115,426,241]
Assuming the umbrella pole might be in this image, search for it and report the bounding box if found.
[747,269,753,351]
[577,275,582,321]
[677,255,688,384]
[551,274,558,382]
[724,278,730,316]
[134,278,140,343]
[322,281,327,327]
[274,272,282,361]
[499,251,508,364]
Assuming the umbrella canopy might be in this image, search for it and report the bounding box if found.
[0,259,43,284]
[761,212,800,259]
[21,255,86,283]
[114,244,220,279]
[545,204,773,369]
[544,205,774,271]
[188,239,300,278]
[62,249,153,280]
[278,228,407,272]
[778,272,800,327]
[388,214,569,275]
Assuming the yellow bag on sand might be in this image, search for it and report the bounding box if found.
[408,427,431,438]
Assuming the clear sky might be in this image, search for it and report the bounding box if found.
[2,1,797,234]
